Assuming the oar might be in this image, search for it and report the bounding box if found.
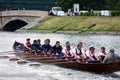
[0,50,15,53]
[9,57,41,66]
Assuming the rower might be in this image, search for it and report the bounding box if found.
[102,49,120,63]
[25,38,31,52]
[62,41,73,60]
[30,40,38,55]
[37,39,41,47]
[52,41,63,59]
[98,47,107,62]
[36,39,43,54]
[41,39,52,55]
[72,42,86,62]
[85,46,100,63]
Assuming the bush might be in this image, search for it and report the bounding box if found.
[111,11,120,16]
[83,12,91,16]
[80,12,96,16]
[80,12,84,16]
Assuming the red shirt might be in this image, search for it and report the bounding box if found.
[26,42,31,47]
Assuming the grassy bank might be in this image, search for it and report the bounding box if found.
[29,16,120,32]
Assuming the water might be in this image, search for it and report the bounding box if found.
[0,31,120,80]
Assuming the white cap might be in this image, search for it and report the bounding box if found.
[89,45,95,49]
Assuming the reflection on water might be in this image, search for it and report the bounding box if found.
[0,31,120,80]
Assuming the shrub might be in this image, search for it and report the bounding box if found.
[111,11,120,16]
[80,12,96,16]
[80,12,84,16]
[83,12,91,16]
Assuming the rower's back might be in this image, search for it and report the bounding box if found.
[102,49,120,63]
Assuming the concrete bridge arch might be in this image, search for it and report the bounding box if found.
[3,19,27,31]
[0,10,48,31]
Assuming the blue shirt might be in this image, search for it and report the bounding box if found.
[31,44,38,50]
[42,44,52,53]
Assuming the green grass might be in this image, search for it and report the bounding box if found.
[29,16,120,32]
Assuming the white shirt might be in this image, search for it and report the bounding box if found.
[72,48,85,55]
[62,47,72,54]
[86,50,98,57]
[98,52,107,57]
[72,48,86,58]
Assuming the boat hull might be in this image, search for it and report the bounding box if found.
[54,62,120,73]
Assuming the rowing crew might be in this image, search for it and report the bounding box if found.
[13,38,120,63]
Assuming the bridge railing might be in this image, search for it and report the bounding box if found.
[0,10,48,18]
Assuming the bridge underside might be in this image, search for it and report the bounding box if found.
[3,20,27,31]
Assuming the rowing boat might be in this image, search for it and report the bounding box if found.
[12,41,120,73]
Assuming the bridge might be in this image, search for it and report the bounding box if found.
[0,10,48,31]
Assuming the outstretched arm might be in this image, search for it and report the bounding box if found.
[102,56,108,63]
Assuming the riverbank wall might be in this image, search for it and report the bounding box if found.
[17,30,120,35]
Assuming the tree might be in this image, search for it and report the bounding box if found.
[55,0,79,11]
[55,0,120,11]
[55,0,107,11]
[81,0,106,10]
[106,0,119,10]
[116,0,120,10]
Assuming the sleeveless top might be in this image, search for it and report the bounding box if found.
[89,53,97,60]
[76,48,82,55]
[86,51,97,60]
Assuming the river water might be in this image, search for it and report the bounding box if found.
[0,31,120,80]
